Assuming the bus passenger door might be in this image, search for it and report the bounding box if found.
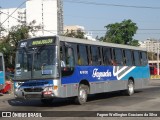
[60,42,77,97]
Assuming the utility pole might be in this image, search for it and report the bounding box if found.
[0,6,1,40]
[157,39,160,75]
[57,0,64,35]
[41,0,44,36]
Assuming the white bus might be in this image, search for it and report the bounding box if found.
[14,36,150,104]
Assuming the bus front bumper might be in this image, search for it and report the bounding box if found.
[14,87,56,100]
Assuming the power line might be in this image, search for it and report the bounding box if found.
[0,0,27,27]
[85,29,160,31]
[43,29,160,34]
[139,29,160,30]
[43,29,160,32]
[0,11,20,21]
[65,0,160,9]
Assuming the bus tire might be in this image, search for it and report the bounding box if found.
[75,84,88,105]
[41,99,53,104]
[126,79,134,96]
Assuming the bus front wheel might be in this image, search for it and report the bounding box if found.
[126,79,134,96]
[75,84,89,105]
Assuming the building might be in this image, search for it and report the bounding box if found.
[84,32,96,41]
[64,25,96,41]
[0,0,63,38]
[26,0,63,36]
[64,25,85,33]
[0,8,26,37]
[140,38,160,53]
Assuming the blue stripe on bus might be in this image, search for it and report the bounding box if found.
[61,66,150,84]
[15,79,54,88]
[121,66,150,80]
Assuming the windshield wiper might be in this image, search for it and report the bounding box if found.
[37,45,46,54]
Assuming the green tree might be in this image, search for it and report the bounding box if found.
[64,29,85,39]
[95,36,104,41]
[0,21,40,68]
[104,19,139,46]
[6,20,40,49]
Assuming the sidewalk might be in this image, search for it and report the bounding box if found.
[150,75,160,80]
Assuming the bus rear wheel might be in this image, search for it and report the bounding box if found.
[126,79,134,96]
[75,84,89,105]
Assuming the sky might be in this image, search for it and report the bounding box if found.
[0,0,160,41]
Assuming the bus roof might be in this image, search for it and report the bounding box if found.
[59,36,146,51]
[18,36,146,51]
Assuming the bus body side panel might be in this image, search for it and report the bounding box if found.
[0,71,5,90]
[0,54,5,91]
[89,80,127,94]
[60,65,150,98]
[59,83,78,98]
[121,66,150,89]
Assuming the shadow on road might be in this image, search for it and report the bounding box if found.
[7,98,75,107]
[87,90,142,103]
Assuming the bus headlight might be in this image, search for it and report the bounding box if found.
[43,86,53,92]
[53,86,58,90]
[15,87,22,92]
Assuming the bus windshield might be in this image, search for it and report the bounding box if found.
[15,45,59,80]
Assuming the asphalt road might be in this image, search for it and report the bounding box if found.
[0,80,160,120]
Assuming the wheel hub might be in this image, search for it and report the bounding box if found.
[128,83,134,94]
[79,89,87,101]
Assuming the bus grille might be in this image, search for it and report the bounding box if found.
[24,88,43,92]
[25,94,42,99]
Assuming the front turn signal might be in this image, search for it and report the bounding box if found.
[54,86,58,90]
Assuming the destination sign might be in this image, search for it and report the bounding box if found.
[32,39,54,46]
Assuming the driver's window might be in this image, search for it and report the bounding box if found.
[61,44,75,77]
[65,47,74,67]
[60,46,66,67]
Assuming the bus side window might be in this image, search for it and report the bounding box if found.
[77,45,89,66]
[103,47,112,65]
[61,45,75,77]
[133,51,140,66]
[60,46,66,67]
[111,48,117,66]
[139,52,143,66]
[141,52,148,66]
[98,47,103,65]
[115,48,123,66]
[91,46,100,66]
[88,46,92,65]
[124,49,132,66]
[132,51,135,66]
[0,56,3,71]
[65,47,75,67]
